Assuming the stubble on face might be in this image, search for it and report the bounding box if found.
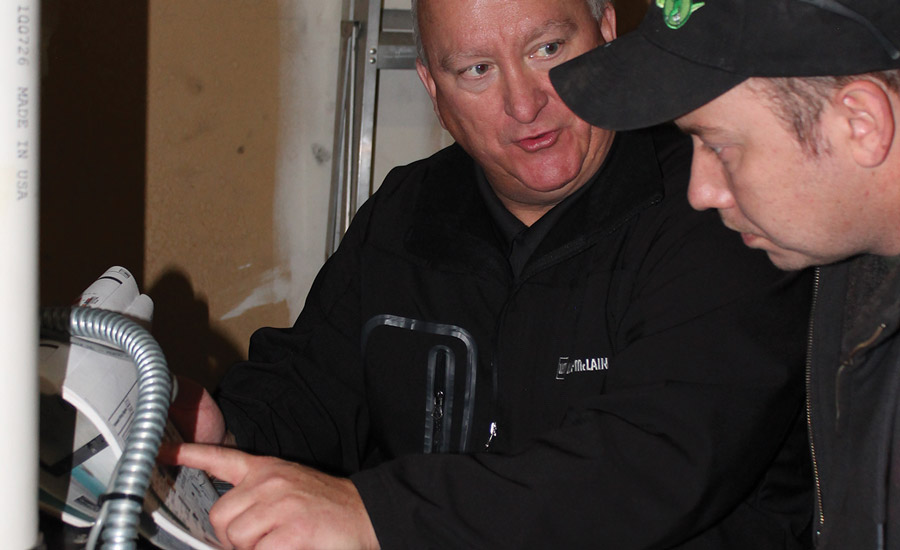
[677,80,866,271]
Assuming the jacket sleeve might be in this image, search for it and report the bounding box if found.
[215,195,375,475]
[351,187,813,548]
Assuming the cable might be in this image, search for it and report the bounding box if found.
[41,306,174,550]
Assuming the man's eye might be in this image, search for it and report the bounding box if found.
[703,142,724,156]
[461,63,490,77]
[533,42,562,58]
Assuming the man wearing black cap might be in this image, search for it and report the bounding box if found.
[551,1,900,548]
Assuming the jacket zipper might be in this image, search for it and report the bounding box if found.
[484,279,523,452]
[806,268,824,543]
[432,390,444,453]
[836,323,885,425]
[808,267,890,544]
[430,352,447,454]
[484,421,498,449]
[484,354,500,451]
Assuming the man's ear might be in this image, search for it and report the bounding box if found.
[599,3,617,43]
[416,58,447,130]
[832,79,895,168]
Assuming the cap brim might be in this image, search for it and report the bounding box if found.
[551,31,748,131]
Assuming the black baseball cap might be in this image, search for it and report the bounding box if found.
[550,0,900,131]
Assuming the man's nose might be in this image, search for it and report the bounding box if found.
[686,150,734,212]
[502,68,549,124]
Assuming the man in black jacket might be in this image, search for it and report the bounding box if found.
[168,0,814,548]
[550,0,900,548]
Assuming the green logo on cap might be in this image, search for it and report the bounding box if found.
[656,0,705,29]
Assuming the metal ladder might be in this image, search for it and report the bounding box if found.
[327,0,416,257]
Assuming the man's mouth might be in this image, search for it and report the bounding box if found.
[517,130,559,152]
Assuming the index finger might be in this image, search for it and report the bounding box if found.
[167,442,252,485]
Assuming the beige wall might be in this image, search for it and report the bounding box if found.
[145,0,451,388]
[146,1,289,388]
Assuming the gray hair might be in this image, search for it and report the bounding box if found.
[411,0,611,67]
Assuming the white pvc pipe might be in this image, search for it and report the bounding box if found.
[0,1,41,548]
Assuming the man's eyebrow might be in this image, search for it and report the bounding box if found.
[439,50,488,72]
[674,120,702,135]
[675,121,726,139]
[523,18,579,47]
[438,18,579,72]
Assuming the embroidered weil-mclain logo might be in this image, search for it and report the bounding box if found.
[556,356,609,380]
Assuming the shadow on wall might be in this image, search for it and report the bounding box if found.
[147,269,244,391]
[144,0,286,387]
[39,0,148,306]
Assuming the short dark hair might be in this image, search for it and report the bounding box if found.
[756,70,900,156]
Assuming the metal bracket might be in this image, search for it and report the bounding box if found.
[327,1,415,257]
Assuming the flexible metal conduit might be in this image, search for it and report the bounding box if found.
[41,306,174,550]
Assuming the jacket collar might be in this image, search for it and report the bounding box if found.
[404,129,666,275]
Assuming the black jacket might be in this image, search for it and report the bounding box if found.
[809,255,900,549]
[218,126,813,548]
